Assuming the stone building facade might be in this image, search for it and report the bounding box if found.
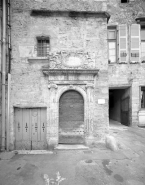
[1,0,145,150]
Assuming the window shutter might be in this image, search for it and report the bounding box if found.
[130,24,140,63]
[119,25,127,63]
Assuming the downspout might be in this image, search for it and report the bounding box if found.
[1,0,6,151]
[6,0,11,151]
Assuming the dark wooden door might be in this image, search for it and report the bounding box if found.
[15,108,47,150]
[59,90,84,144]
[121,97,130,126]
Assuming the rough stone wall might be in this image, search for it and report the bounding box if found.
[10,0,109,149]
[107,0,145,126]
[12,0,107,12]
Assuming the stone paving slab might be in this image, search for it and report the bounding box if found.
[15,150,53,155]
[0,123,145,185]
[0,151,15,160]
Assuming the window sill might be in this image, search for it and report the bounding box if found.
[130,62,139,64]
[108,63,116,65]
[28,57,49,63]
[108,62,127,65]
[118,62,127,64]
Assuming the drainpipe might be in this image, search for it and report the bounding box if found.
[1,0,7,151]
[6,0,11,151]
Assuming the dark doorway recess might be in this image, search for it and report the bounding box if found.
[121,0,128,3]
[109,87,130,126]
[59,90,84,144]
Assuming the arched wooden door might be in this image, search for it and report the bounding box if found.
[59,90,84,144]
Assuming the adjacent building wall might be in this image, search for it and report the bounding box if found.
[108,0,145,126]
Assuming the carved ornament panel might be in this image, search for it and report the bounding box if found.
[48,51,96,69]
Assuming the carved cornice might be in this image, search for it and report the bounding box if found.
[31,10,110,23]
[48,83,58,89]
[42,69,99,76]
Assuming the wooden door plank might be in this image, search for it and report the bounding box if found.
[22,108,31,149]
[31,108,39,142]
[15,108,23,149]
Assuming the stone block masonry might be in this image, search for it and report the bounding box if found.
[9,0,110,150]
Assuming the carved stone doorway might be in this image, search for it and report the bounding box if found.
[59,90,84,144]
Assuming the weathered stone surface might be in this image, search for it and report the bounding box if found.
[105,135,119,151]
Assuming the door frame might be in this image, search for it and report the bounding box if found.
[109,86,131,126]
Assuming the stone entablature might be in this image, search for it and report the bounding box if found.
[43,67,99,147]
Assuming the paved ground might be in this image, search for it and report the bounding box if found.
[0,120,145,185]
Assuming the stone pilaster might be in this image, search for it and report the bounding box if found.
[85,83,95,145]
[47,83,58,148]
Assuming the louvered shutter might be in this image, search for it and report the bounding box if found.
[119,25,127,63]
[130,24,140,63]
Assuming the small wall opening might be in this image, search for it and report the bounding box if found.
[109,87,130,126]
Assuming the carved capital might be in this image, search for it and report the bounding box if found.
[85,83,94,89]
[48,83,58,90]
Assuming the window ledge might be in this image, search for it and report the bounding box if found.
[28,57,49,63]
[130,62,139,64]
[118,62,127,64]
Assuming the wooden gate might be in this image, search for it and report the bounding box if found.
[15,108,47,150]
[59,90,84,144]
[121,97,130,126]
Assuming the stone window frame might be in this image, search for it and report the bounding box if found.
[36,36,50,57]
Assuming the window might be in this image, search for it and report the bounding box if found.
[37,37,50,57]
[141,87,145,108]
[130,24,140,63]
[141,26,145,62]
[121,0,129,3]
[121,0,134,3]
[119,25,127,63]
[108,27,117,63]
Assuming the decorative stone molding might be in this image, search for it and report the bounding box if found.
[41,51,99,70]
[48,83,58,90]
[85,83,94,89]
[42,68,99,76]
[56,86,86,103]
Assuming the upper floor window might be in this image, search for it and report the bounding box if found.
[37,37,50,57]
[141,26,145,62]
[108,26,117,64]
[121,0,129,3]
[141,87,145,108]
[121,0,134,3]
[107,24,142,64]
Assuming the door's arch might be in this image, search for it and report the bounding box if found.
[59,90,84,144]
